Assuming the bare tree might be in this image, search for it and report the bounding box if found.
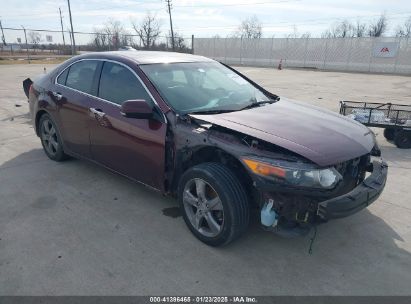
[103,19,129,49]
[395,16,411,37]
[321,29,333,38]
[132,13,161,49]
[286,25,299,38]
[322,15,388,38]
[300,32,311,38]
[91,30,108,51]
[90,19,130,51]
[322,20,354,38]
[335,20,354,37]
[169,31,188,51]
[237,15,262,39]
[368,14,388,37]
[28,31,41,52]
[354,20,367,37]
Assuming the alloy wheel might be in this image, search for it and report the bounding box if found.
[182,178,224,237]
[40,119,59,156]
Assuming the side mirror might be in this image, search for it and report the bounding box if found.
[121,99,153,119]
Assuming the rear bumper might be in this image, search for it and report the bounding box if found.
[317,159,388,220]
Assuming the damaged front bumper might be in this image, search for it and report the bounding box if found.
[317,159,388,220]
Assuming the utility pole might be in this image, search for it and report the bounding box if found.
[0,19,7,46]
[59,8,66,47]
[165,0,175,51]
[67,0,76,55]
[67,27,72,46]
[21,25,30,63]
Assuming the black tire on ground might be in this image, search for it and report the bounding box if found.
[394,130,411,149]
[38,113,69,161]
[383,128,396,141]
[178,162,250,246]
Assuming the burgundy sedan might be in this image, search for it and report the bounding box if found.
[24,51,387,246]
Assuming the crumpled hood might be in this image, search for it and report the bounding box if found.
[189,99,375,167]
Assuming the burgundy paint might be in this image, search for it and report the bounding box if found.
[88,96,167,189]
[190,98,375,167]
[29,51,377,193]
[121,99,153,116]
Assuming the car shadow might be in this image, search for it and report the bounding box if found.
[1,148,410,295]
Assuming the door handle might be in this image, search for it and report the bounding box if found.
[52,91,63,100]
[89,108,105,117]
[90,107,111,127]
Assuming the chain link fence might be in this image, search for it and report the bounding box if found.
[194,37,411,75]
[2,27,410,75]
[0,27,194,59]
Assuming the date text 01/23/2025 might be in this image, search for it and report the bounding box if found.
[149,296,257,303]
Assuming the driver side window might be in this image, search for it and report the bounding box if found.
[98,62,153,106]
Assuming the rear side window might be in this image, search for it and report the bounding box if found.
[65,60,99,95]
[56,68,69,85]
[98,62,152,105]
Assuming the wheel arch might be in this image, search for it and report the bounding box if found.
[173,145,257,205]
[34,109,49,136]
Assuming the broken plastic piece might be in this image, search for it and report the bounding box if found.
[261,199,278,227]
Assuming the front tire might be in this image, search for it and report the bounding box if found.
[178,162,249,246]
[39,114,68,161]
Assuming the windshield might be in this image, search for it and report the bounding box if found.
[140,62,271,114]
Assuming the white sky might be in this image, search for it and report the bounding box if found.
[2,0,411,39]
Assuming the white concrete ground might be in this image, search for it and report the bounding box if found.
[0,64,410,295]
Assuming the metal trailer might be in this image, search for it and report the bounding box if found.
[339,101,411,149]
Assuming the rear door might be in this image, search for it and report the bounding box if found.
[89,61,167,190]
[55,59,102,157]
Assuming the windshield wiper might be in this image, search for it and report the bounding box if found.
[189,109,237,115]
[190,99,276,115]
[240,100,275,110]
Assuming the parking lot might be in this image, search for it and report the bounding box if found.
[1,63,410,295]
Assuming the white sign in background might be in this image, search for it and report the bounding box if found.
[373,42,399,58]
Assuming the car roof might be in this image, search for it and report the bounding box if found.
[78,51,215,65]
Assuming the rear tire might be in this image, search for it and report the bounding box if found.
[383,128,396,141]
[178,162,249,246]
[39,114,68,161]
[394,130,411,149]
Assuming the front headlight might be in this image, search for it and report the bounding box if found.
[242,157,342,189]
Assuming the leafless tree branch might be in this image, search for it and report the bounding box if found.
[236,15,262,39]
[368,14,388,37]
[132,13,161,49]
[395,16,411,37]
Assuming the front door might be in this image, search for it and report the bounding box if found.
[89,61,167,190]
